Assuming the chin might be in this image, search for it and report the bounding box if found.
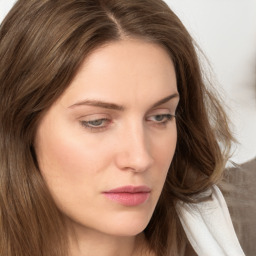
[64,202,156,238]
[99,211,153,237]
[105,224,147,237]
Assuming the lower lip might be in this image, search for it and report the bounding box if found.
[103,192,150,206]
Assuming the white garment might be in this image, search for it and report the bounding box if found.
[176,185,245,256]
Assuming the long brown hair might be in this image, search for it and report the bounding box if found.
[0,0,233,255]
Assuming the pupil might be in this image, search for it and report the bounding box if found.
[155,115,164,121]
[91,120,103,126]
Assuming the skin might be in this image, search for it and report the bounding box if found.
[35,39,179,256]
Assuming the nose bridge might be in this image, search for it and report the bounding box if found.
[115,119,153,172]
[128,120,148,155]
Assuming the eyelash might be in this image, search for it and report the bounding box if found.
[80,114,176,132]
[80,118,111,132]
[147,114,175,124]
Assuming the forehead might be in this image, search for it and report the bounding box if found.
[59,39,177,108]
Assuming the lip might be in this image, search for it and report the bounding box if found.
[103,186,151,206]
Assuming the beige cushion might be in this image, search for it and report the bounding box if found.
[221,157,256,256]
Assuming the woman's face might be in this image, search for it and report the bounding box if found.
[35,39,179,237]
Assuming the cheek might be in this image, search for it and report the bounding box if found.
[35,127,110,220]
[36,119,104,178]
[150,128,177,191]
[34,118,118,211]
[153,127,177,168]
[35,120,98,202]
[37,133,83,180]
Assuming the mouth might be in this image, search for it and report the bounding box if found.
[103,186,151,206]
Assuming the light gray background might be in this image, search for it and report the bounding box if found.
[1,0,255,164]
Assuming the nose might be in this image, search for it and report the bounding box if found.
[114,123,154,172]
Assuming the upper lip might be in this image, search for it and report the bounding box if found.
[104,185,151,193]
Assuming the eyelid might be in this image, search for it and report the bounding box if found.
[79,114,112,132]
[147,107,176,116]
[78,108,177,132]
[146,113,175,121]
[145,107,176,126]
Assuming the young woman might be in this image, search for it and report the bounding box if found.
[0,0,245,255]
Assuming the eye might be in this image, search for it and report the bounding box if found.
[147,114,175,125]
[80,118,111,131]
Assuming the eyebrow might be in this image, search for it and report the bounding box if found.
[69,99,125,111]
[151,93,179,108]
[68,93,179,111]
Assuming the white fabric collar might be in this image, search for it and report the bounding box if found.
[176,185,245,256]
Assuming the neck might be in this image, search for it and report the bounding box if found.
[67,220,150,256]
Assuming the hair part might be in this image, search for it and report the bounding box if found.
[0,0,233,255]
